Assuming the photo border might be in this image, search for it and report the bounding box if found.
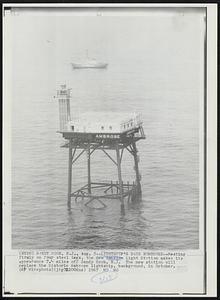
[2,2,217,297]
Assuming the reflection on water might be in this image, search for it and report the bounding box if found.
[66,196,150,249]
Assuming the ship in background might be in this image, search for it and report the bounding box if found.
[71,50,108,69]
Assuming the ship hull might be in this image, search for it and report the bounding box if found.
[71,63,108,69]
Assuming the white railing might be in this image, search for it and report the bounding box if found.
[120,113,143,132]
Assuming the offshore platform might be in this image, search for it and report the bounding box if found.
[55,84,146,212]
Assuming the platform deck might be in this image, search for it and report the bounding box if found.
[60,126,145,150]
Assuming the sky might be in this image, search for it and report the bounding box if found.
[6,7,206,98]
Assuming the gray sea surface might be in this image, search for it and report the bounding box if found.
[11,11,204,249]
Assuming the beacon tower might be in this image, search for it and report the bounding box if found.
[56,84,71,132]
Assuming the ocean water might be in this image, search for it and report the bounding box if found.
[11,12,204,249]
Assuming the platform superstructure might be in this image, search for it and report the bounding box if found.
[55,85,146,213]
